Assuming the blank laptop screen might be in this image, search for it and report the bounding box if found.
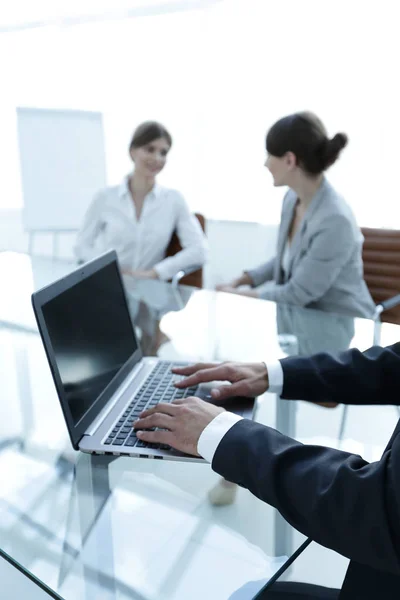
[41,261,138,426]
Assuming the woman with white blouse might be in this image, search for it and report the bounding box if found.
[75,121,208,280]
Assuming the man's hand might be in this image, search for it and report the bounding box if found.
[133,397,225,455]
[172,361,269,401]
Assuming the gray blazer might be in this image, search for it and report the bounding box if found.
[247,178,375,317]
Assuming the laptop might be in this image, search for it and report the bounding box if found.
[32,251,255,462]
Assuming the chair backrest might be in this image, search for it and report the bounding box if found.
[362,227,400,325]
[165,213,206,288]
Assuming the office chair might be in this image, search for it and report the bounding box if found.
[362,227,400,342]
[338,227,400,441]
[165,213,206,289]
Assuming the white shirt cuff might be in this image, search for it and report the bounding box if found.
[197,412,243,463]
[152,261,171,281]
[264,360,284,395]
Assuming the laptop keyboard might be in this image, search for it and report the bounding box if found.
[103,361,198,452]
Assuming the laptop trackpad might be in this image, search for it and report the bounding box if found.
[197,382,255,418]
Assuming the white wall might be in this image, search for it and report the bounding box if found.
[0,210,26,252]
[206,219,277,287]
[4,0,400,227]
[0,209,278,288]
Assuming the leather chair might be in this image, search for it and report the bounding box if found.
[165,213,206,289]
[338,227,400,441]
[361,227,400,340]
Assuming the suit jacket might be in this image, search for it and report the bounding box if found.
[246,178,375,318]
[212,343,400,599]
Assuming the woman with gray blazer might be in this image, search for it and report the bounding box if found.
[218,112,375,319]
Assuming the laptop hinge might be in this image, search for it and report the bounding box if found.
[85,361,145,437]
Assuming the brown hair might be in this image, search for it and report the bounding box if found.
[266,112,348,175]
[129,121,172,151]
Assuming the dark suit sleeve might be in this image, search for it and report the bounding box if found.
[212,419,400,575]
[279,342,400,405]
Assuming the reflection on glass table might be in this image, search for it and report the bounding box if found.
[0,251,378,599]
[123,277,192,357]
[275,303,400,439]
[276,303,355,410]
[276,303,355,356]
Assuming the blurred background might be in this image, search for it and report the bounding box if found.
[1,0,398,284]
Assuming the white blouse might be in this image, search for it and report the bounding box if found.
[74,178,208,281]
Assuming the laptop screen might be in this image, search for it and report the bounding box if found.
[41,261,138,426]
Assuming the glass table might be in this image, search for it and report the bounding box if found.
[0,251,376,599]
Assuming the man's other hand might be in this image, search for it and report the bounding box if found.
[172,362,269,401]
[133,397,225,456]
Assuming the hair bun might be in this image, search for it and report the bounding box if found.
[321,133,348,169]
[329,132,348,152]
[266,112,348,174]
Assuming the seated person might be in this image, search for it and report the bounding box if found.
[217,112,375,318]
[75,121,208,280]
[134,349,400,599]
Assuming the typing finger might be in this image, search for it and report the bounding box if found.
[138,403,179,418]
[174,364,233,388]
[133,413,175,431]
[171,362,217,376]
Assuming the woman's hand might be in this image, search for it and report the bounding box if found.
[215,284,238,293]
[216,285,259,298]
[123,269,159,279]
[216,272,253,293]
